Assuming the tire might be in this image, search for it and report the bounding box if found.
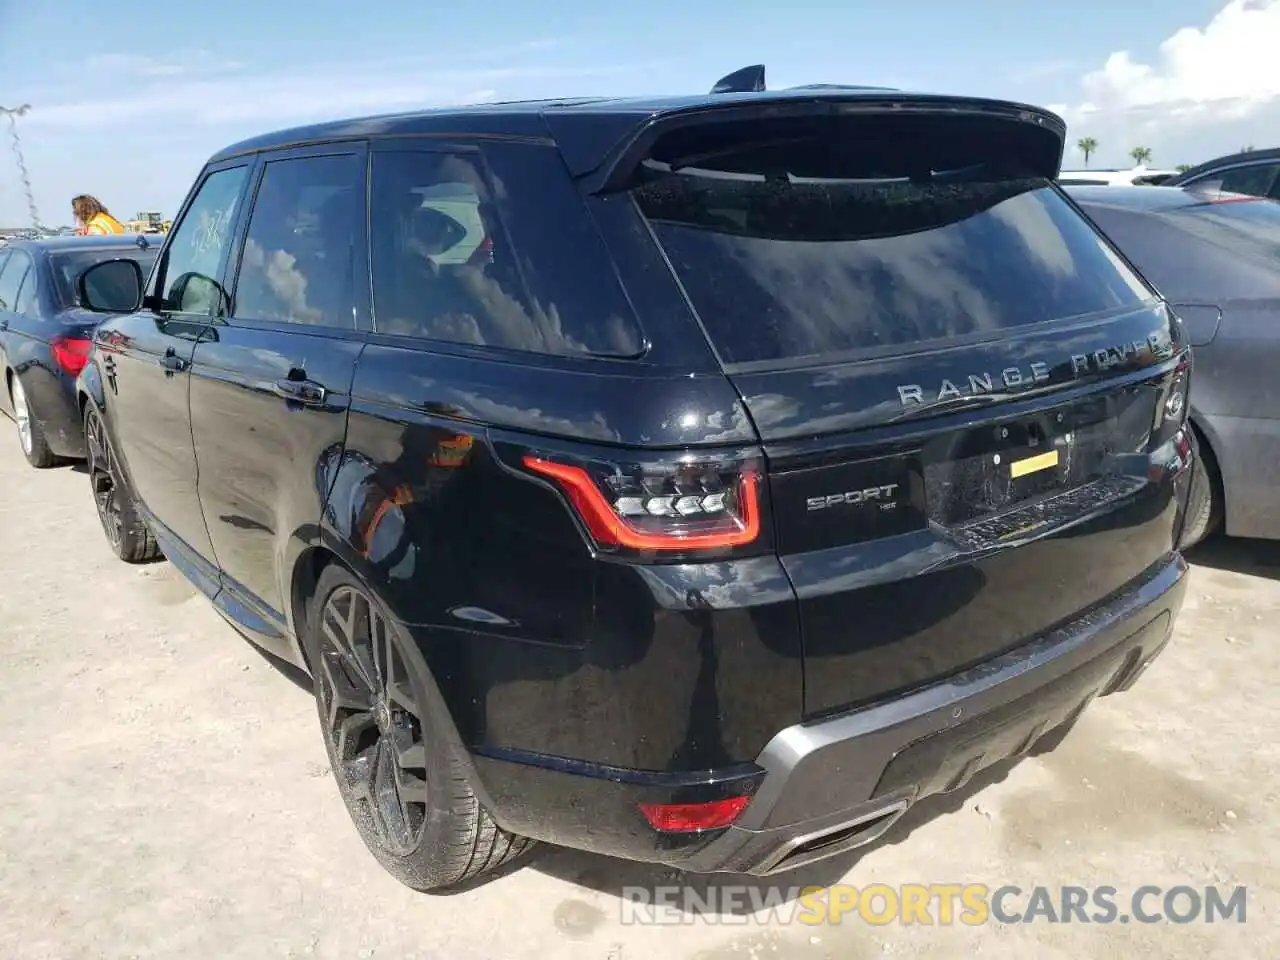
[303,563,534,891]
[1179,427,1222,550]
[83,404,163,563]
[10,373,58,469]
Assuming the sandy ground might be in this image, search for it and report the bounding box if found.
[0,438,1277,960]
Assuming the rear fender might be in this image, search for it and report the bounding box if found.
[76,361,106,418]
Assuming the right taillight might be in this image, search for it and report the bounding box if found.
[522,453,764,556]
[1153,354,1191,438]
[1149,353,1193,475]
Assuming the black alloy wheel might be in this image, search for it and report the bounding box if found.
[85,406,125,549]
[315,583,431,857]
[304,564,534,891]
[83,405,161,563]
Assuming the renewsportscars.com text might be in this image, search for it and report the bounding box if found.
[620,884,1247,926]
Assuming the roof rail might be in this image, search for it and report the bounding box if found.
[710,64,766,95]
[786,83,898,92]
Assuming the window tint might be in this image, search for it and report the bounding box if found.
[369,145,644,357]
[635,172,1154,365]
[0,251,31,313]
[160,166,249,314]
[15,265,39,314]
[233,154,363,328]
[1211,163,1280,199]
[51,248,158,309]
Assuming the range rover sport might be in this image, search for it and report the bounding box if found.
[74,67,1193,891]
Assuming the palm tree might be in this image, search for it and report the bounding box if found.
[1175,164,1193,174]
[1077,137,1099,167]
[1130,146,1153,166]
[1241,145,1255,153]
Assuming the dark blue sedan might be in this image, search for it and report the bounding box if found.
[0,236,159,467]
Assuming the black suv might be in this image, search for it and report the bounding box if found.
[75,68,1193,891]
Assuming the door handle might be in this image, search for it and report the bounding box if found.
[272,378,327,405]
[157,346,188,373]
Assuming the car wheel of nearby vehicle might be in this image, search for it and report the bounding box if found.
[1179,427,1221,550]
[304,563,533,891]
[83,405,162,563]
[9,374,57,469]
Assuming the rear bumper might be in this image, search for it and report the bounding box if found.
[471,552,1187,874]
[23,368,84,458]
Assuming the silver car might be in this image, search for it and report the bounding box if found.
[1069,184,1280,547]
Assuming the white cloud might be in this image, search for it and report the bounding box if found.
[1052,0,1280,166]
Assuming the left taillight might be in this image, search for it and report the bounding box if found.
[51,336,92,377]
[521,451,766,558]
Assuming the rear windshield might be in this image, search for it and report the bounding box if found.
[635,169,1155,365]
[51,247,158,309]
[1171,197,1280,258]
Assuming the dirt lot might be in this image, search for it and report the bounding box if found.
[0,440,1277,959]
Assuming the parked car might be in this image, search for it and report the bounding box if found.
[73,67,1193,891]
[1067,184,1280,546]
[1164,146,1280,200]
[1059,166,1179,186]
[0,236,158,467]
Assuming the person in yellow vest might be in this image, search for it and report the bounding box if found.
[71,195,126,236]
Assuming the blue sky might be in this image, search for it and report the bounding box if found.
[0,0,1275,227]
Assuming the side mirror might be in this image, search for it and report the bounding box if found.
[77,259,144,314]
[167,271,229,317]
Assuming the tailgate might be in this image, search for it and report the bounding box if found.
[736,309,1186,715]
[624,106,1191,717]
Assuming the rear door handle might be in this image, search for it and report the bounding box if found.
[272,378,327,405]
[158,348,187,373]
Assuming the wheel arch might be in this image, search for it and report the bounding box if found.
[1187,411,1227,532]
[291,550,494,808]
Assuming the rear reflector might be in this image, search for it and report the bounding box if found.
[638,796,751,833]
[51,336,92,377]
[522,455,761,553]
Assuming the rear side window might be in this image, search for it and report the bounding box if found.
[0,251,31,312]
[369,144,644,357]
[635,165,1155,365]
[1196,163,1280,200]
[51,248,159,309]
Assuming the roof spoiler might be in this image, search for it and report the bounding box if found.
[557,97,1066,194]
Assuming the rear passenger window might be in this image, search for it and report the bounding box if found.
[234,154,363,329]
[369,145,644,357]
[15,268,39,314]
[1213,163,1280,199]
[0,252,30,312]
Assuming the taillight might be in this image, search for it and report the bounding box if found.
[1149,353,1193,476]
[51,336,92,377]
[522,453,763,555]
[1153,354,1191,437]
[638,796,751,833]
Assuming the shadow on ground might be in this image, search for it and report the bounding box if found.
[1186,535,1280,580]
